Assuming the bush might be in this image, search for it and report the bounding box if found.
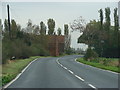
[84,47,98,61]
[2,33,50,64]
[2,74,14,86]
[2,39,32,60]
[65,48,73,55]
[2,38,12,64]
[39,48,50,56]
[2,40,50,63]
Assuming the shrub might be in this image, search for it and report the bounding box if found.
[2,32,50,64]
[65,48,73,55]
[2,39,12,64]
[84,47,98,61]
[30,44,49,56]
[39,48,50,56]
[2,74,14,86]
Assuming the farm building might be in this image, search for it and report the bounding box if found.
[47,35,65,56]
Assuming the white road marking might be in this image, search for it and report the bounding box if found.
[68,70,74,74]
[56,59,60,65]
[75,58,77,62]
[60,64,63,67]
[64,67,67,70]
[88,84,97,89]
[56,58,85,82]
[56,58,98,89]
[3,58,38,88]
[74,75,84,82]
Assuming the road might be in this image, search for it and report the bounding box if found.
[5,55,118,89]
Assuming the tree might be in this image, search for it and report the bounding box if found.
[27,19,32,27]
[84,47,98,61]
[113,8,119,56]
[114,8,119,32]
[105,7,111,32]
[64,24,71,52]
[53,31,56,35]
[0,19,3,31]
[26,19,33,33]
[47,19,55,35]
[103,7,111,45]
[78,20,101,46]
[2,18,51,64]
[77,7,120,58]
[33,25,40,35]
[57,27,62,35]
[64,24,69,35]
[99,9,103,30]
[70,16,86,33]
[4,19,8,32]
[11,19,18,38]
[0,19,3,39]
[17,24,21,31]
[40,21,46,35]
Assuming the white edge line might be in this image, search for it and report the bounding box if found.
[88,84,96,89]
[3,58,38,88]
[75,58,118,75]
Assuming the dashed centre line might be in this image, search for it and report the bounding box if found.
[63,67,67,70]
[68,70,74,74]
[74,75,84,82]
[88,84,97,89]
[56,58,97,90]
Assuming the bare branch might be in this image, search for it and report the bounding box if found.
[70,16,86,33]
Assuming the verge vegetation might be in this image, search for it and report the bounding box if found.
[2,56,43,86]
[77,58,119,73]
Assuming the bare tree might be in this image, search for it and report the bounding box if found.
[70,16,86,33]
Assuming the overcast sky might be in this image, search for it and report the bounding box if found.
[1,1,118,50]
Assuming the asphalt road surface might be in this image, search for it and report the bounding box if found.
[6,55,118,89]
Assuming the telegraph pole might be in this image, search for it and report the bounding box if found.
[7,4,11,39]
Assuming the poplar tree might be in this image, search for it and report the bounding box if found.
[105,7,111,32]
[99,9,103,30]
[47,19,55,35]
[57,27,62,35]
[40,21,46,35]
[114,8,119,32]
[64,24,69,35]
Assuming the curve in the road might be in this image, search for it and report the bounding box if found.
[3,55,118,89]
[56,58,97,90]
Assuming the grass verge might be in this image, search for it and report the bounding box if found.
[2,56,44,86]
[77,58,120,73]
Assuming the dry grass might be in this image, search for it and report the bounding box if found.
[77,58,119,73]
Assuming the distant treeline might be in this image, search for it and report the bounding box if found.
[1,18,69,64]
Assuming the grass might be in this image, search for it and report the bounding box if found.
[77,58,120,73]
[0,65,2,87]
[2,56,44,86]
